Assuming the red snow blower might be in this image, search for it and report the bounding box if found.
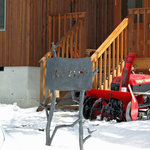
[83,53,150,122]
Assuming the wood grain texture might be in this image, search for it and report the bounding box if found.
[0,0,48,66]
[0,0,124,66]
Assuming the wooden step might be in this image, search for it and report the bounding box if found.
[134,58,150,74]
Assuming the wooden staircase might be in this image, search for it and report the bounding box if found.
[38,12,87,110]
[38,8,150,110]
[91,18,128,90]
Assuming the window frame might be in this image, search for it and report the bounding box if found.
[0,0,6,31]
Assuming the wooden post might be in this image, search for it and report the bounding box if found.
[116,36,120,76]
[70,32,73,58]
[125,27,128,57]
[95,55,98,89]
[92,61,96,89]
[75,27,78,58]
[66,37,69,58]
[79,23,82,57]
[108,46,111,89]
[99,56,102,89]
[37,59,47,111]
[62,40,65,58]
[120,31,124,72]
[112,40,116,78]
[104,51,107,89]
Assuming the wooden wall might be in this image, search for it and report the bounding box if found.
[0,0,48,66]
[29,0,48,66]
[0,0,30,66]
[0,0,123,67]
[48,0,122,49]
[144,0,150,7]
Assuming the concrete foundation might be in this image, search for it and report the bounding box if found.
[0,67,40,108]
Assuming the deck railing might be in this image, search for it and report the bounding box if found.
[40,16,86,102]
[47,12,86,50]
[91,18,129,89]
[128,8,150,57]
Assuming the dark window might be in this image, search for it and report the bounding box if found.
[128,0,143,23]
[0,67,4,71]
[0,0,6,30]
[128,0,143,8]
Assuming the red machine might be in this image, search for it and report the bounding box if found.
[83,53,150,122]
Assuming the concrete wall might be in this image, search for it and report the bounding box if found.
[0,67,40,108]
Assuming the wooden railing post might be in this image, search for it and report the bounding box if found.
[99,56,102,89]
[104,51,107,89]
[108,46,111,88]
[70,32,73,58]
[116,36,120,76]
[79,22,82,57]
[120,31,124,72]
[112,40,116,78]
[95,54,98,89]
[40,59,46,104]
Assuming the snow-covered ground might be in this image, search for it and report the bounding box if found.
[0,103,150,150]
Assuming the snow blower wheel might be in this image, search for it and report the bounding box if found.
[83,97,97,119]
[89,98,108,120]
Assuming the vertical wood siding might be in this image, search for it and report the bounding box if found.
[29,0,48,66]
[0,0,122,66]
[0,0,48,66]
[0,0,30,66]
[48,0,119,49]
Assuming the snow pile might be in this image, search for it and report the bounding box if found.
[0,103,150,150]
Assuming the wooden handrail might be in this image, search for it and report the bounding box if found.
[91,18,128,62]
[91,18,129,89]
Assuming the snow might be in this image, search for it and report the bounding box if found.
[0,103,150,150]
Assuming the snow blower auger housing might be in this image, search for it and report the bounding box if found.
[83,53,150,122]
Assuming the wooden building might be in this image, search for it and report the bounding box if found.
[0,0,124,67]
[0,0,150,107]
